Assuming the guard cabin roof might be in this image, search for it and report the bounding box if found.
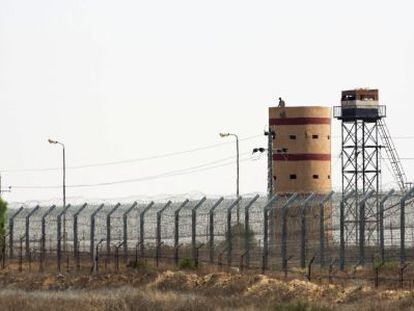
[341,89,379,103]
[334,88,386,122]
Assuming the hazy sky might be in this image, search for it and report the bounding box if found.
[1,0,414,205]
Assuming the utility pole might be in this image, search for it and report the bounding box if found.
[265,129,275,198]
[264,128,275,260]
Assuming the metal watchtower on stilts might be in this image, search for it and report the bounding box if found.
[334,89,386,246]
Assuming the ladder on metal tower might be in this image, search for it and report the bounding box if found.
[378,119,408,192]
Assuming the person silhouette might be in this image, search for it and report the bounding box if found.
[278,97,285,107]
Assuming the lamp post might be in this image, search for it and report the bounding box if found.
[220,132,240,223]
[48,139,66,249]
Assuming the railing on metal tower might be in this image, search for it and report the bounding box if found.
[378,118,408,192]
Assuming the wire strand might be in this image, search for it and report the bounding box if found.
[1,134,262,173]
[11,153,253,189]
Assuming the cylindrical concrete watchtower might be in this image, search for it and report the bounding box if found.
[269,106,332,195]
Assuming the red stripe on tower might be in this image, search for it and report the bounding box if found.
[273,154,331,161]
[269,117,331,125]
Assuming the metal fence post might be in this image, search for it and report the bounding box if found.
[269,207,275,260]
[90,204,104,260]
[243,195,260,268]
[192,197,207,263]
[320,191,334,268]
[106,203,121,256]
[379,190,394,263]
[57,204,71,268]
[400,188,414,265]
[359,190,375,266]
[401,199,405,265]
[19,235,23,272]
[226,197,242,266]
[114,241,124,271]
[156,201,172,265]
[25,205,40,258]
[122,202,137,263]
[9,206,24,259]
[340,191,355,271]
[1,233,6,269]
[208,197,224,263]
[41,205,56,269]
[300,194,315,269]
[339,201,344,271]
[93,238,104,273]
[174,199,189,264]
[195,243,204,268]
[281,194,298,271]
[262,195,278,273]
[73,203,88,258]
[139,201,154,258]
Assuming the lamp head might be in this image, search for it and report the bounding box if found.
[219,133,230,138]
[252,147,266,154]
[48,139,58,144]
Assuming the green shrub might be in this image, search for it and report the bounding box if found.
[178,257,195,270]
[128,259,151,271]
[0,197,7,250]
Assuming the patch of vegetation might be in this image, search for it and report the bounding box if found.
[0,197,7,250]
[372,255,384,270]
[128,259,153,271]
[274,301,332,311]
[381,261,400,271]
[225,222,257,249]
[179,257,195,270]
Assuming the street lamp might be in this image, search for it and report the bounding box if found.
[219,133,240,197]
[252,146,273,198]
[220,132,240,223]
[48,138,66,248]
[252,148,266,154]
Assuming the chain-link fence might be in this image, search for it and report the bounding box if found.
[2,191,414,274]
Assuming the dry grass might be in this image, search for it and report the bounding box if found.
[0,287,208,311]
[1,265,414,310]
